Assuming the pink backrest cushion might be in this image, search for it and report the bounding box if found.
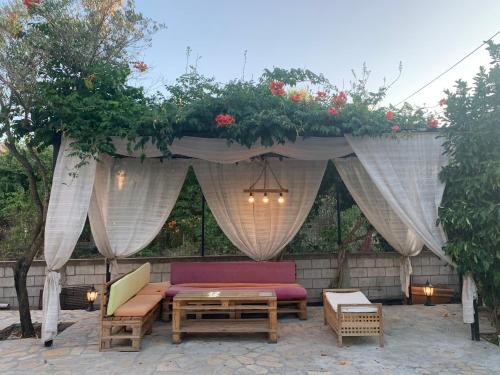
[170,261,296,285]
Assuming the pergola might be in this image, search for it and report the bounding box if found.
[41,132,477,344]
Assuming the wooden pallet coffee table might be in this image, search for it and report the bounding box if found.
[172,290,278,344]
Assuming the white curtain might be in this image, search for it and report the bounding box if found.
[346,133,449,262]
[88,155,189,279]
[334,157,424,297]
[112,136,353,162]
[193,159,327,260]
[42,137,96,343]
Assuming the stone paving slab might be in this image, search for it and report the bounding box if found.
[0,305,498,374]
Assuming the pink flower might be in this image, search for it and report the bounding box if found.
[133,61,148,72]
[332,91,347,107]
[427,118,439,128]
[215,114,236,127]
[327,107,338,116]
[315,91,327,101]
[438,98,447,106]
[268,81,285,96]
[23,0,41,10]
[391,124,401,133]
[289,94,301,102]
[385,111,394,120]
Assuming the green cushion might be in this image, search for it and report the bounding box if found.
[106,262,151,316]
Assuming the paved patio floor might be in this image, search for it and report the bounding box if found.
[0,305,498,375]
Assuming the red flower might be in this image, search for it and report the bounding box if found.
[327,107,338,116]
[268,80,285,96]
[391,124,401,133]
[215,114,235,127]
[290,94,301,102]
[438,98,447,106]
[133,61,148,72]
[332,91,347,107]
[315,91,327,101]
[23,0,41,9]
[427,118,439,128]
[385,111,394,120]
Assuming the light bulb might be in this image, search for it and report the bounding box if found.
[248,193,255,203]
[278,193,284,204]
[262,193,269,204]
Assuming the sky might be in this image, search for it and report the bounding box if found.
[133,0,500,108]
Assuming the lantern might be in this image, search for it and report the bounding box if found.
[424,280,435,306]
[86,286,98,311]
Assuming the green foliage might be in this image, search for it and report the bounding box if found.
[439,41,500,326]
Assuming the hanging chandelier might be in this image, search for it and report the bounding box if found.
[244,159,288,204]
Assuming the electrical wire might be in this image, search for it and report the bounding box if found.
[395,30,500,106]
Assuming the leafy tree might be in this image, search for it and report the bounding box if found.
[439,41,500,333]
[0,0,158,338]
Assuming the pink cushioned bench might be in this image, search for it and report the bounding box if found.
[164,261,307,320]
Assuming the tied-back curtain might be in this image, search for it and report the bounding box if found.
[88,155,189,278]
[42,137,96,343]
[193,159,327,260]
[334,157,424,297]
[346,133,449,262]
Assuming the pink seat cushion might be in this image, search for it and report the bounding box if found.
[170,261,296,284]
[165,283,307,301]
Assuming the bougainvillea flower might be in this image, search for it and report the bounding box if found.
[391,124,401,133]
[327,107,338,116]
[385,111,394,120]
[133,61,148,72]
[23,0,41,9]
[215,114,236,127]
[332,91,347,107]
[427,118,439,128]
[268,80,286,96]
[289,94,302,102]
[438,98,447,106]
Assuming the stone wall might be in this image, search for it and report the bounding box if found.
[0,251,459,308]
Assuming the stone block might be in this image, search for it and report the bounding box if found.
[386,286,402,298]
[34,276,45,286]
[349,268,367,278]
[348,278,359,287]
[303,269,322,279]
[26,276,35,287]
[321,269,336,279]
[347,257,357,267]
[75,264,94,275]
[295,269,304,279]
[5,267,13,277]
[330,258,338,268]
[4,288,17,298]
[420,256,430,266]
[65,265,75,276]
[358,278,375,287]
[84,274,105,286]
[411,257,422,266]
[356,258,375,268]
[376,276,397,287]
[311,258,331,269]
[308,288,322,301]
[27,286,40,297]
[94,264,106,275]
[412,276,429,284]
[421,266,440,276]
[367,268,386,277]
[368,287,385,298]
[0,267,4,277]
[66,275,85,285]
[430,256,447,266]
[28,266,45,276]
[298,278,313,288]
[150,273,162,283]
[152,263,166,273]
[448,274,459,285]
[295,259,311,269]
[0,288,3,297]
[430,275,449,286]
[412,266,423,275]
[313,278,330,289]
[375,258,394,268]
[385,267,399,277]
[161,272,171,282]
[439,265,452,275]
[0,277,14,287]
